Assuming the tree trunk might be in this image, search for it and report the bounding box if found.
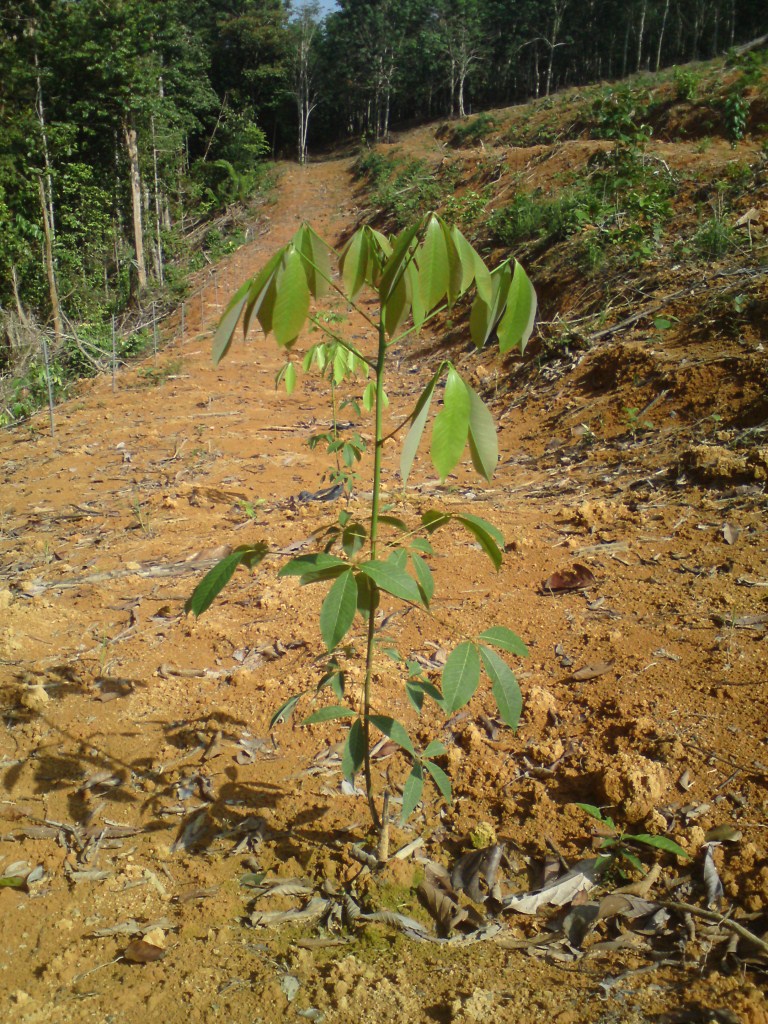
[123,119,147,293]
[151,116,164,286]
[38,176,63,344]
[636,0,647,71]
[655,0,671,71]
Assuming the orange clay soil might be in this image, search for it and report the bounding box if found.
[1,150,767,1024]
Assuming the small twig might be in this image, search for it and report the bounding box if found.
[658,899,768,955]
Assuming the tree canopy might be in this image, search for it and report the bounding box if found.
[0,0,764,344]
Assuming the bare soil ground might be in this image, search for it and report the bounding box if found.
[1,108,768,1024]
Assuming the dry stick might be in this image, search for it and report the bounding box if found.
[658,899,768,956]
[40,333,55,438]
[111,315,117,392]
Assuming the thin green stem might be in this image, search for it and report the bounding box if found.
[361,315,388,831]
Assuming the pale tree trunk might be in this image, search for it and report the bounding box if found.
[38,176,63,343]
[655,0,670,71]
[151,116,164,286]
[123,120,147,292]
[636,0,647,71]
[34,58,56,246]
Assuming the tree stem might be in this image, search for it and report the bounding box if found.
[361,317,387,831]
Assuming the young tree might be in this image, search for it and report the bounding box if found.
[290,4,321,165]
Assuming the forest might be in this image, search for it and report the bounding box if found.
[1,0,765,421]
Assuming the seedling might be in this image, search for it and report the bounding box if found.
[186,214,537,829]
[577,803,689,878]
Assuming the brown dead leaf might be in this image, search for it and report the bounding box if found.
[541,564,596,594]
[571,660,614,681]
[417,879,468,936]
[123,938,166,964]
[722,522,741,545]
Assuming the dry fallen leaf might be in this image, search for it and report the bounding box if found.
[722,522,741,545]
[541,564,596,594]
[571,660,614,681]
[123,938,166,964]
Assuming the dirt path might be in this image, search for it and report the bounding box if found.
[1,154,767,1024]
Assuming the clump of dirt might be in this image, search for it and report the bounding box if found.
[2,60,768,1024]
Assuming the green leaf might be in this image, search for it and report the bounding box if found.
[410,537,433,555]
[465,381,498,482]
[405,679,445,714]
[421,509,451,533]
[356,573,379,619]
[342,522,366,558]
[378,515,409,532]
[342,718,365,779]
[333,344,348,385]
[212,278,251,365]
[405,259,425,330]
[430,365,471,480]
[362,379,376,412]
[450,223,477,295]
[278,552,348,585]
[369,715,416,756]
[497,260,537,355]
[383,264,412,338]
[379,221,420,304]
[293,222,331,298]
[479,645,522,730]
[442,218,464,308]
[302,705,356,724]
[339,228,368,301]
[400,370,440,485]
[418,214,450,312]
[477,626,529,658]
[185,542,268,617]
[243,248,285,339]
[575,803,612,827]
[422,739,447,759]
[0,875,27,889]
[469,260,511,349]
[455,514,504,570]
[630,834,691,858]
[359,560,421,604]
[621,851,645,873]
[400,765,424,823]
[272,247,310,347]
[441,641,480,713]
[283,362,297,395]
[423,759,452,803]
[319,570,357,651]
[270,692,305,729]
[410,552,434,607]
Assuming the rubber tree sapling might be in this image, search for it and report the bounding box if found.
[186,212,537,830]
